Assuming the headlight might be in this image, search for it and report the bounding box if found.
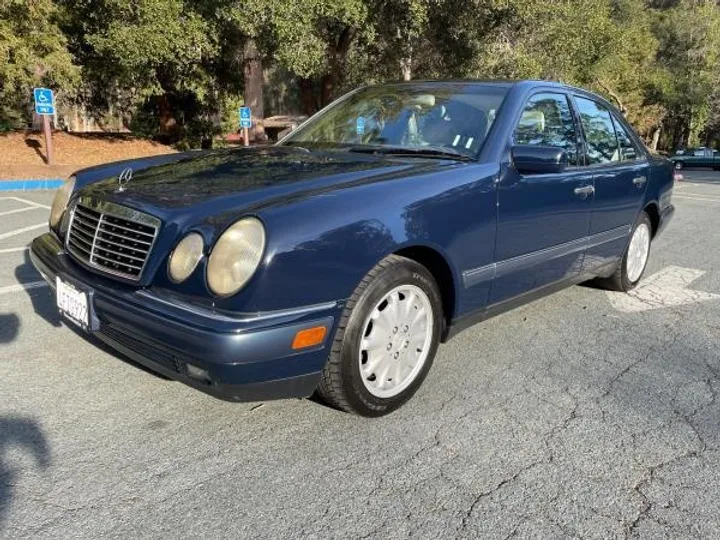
[168,233,204,283]
[49,176,76,228]
[207,217,266,296]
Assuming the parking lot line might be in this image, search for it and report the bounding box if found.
[0,223,47,241]
[0,206,46,217]
[0,196,52,210]
[673,194,720,203]
[0,246,28,254]
[0,281,47,296]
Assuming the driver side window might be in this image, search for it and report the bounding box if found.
[514,93,579,166]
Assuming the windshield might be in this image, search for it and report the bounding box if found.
[281,84,509,158]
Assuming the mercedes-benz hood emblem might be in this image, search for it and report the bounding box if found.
[117,167,133,192]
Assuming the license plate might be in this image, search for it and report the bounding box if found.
[56,277,89,329]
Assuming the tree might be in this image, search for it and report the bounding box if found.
[0,0,78,129]
[60,0,219,144]
[652,0,720,148]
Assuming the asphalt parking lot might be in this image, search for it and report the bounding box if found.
[1,170,720,539]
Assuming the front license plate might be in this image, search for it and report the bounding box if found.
[56,277,89,329]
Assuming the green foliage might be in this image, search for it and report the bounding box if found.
[651,0,720,147]
[2,0,719,149]
[0,0,79,128]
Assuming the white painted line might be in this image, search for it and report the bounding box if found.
[674,195,720,203]
[607,266,720,313]
[0,281,48,296]
[0,206,45,217]
[0,246,28,254]
[0,197,51,210]
[0,223,47,241]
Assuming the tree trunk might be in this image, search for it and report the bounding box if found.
[158,94,175,135]
[320,26,356,108]
[243,38,265,141]
[650,126,661,152]
[400,55,412,81]
[299,78,319,116]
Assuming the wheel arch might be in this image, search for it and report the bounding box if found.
[643,201,660,237]
[393,244,457,331]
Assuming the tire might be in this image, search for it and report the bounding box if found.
[674,161,684,170]
[316,254,443,417]
[596,212,652,292]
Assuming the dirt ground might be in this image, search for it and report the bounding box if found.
[0,131,176,180]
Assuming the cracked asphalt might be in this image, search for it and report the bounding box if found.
[1,170,720,539]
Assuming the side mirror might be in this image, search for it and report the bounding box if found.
[512,145,568,175]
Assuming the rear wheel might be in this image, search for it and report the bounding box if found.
[316,254,443,417]
[596,212,652,292]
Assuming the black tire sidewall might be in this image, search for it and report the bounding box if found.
[337,260,443,417]
[620,213,652,291]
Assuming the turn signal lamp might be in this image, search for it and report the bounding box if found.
[291,326,327,350]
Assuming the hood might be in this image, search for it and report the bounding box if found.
[79,146,454,221]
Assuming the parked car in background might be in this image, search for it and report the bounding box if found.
[31,80,674,416]
[670,147,720,170]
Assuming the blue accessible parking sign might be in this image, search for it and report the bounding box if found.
[239,106,252,128]
[34,88,55,115]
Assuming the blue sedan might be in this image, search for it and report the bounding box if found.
[31,80,674,416]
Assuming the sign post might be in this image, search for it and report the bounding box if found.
[33,88,55,166]
[239,106,252,147]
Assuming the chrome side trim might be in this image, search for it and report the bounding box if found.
[462,224,631,288]
[135,290,341,324]
[462,263,496,289]
[494,235,587,280]
[584,225,631,250]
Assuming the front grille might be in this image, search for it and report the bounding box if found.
[66,197,160,281]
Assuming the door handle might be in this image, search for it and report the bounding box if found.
[633,176,647,187]
[574,185,595,197]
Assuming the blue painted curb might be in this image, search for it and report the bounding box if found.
[0,179,64,191]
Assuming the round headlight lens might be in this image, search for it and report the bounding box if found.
[168,233,204,283]
[207,217,266,296]
[49,176,76,228]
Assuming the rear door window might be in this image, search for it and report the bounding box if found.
[574,97,620,165]
[610,115,642,161]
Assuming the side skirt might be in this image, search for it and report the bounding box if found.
[442,261,618,342]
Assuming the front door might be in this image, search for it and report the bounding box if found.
[490,91,594,304]
[572,96,649,269]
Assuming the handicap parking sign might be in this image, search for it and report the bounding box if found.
[34,88,55,115]
[239,107,252,128]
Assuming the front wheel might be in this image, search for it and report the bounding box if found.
[596,212,652,292]
[316,254,443,416]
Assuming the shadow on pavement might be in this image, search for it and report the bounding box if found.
[0,417,51,530]
[14,251,170,382]
[23,138,47,164]
[0,314,19,343]
[14,250,61,328]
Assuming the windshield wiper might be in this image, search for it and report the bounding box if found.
[348,145,474,161]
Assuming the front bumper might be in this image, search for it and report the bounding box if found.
[31,232,341,402]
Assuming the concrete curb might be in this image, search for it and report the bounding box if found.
[0,179,64,191]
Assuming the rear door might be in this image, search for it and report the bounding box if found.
[490,91,594,304]
[572,96,649,270]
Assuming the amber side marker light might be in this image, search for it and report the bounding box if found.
[292,326,328,350]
